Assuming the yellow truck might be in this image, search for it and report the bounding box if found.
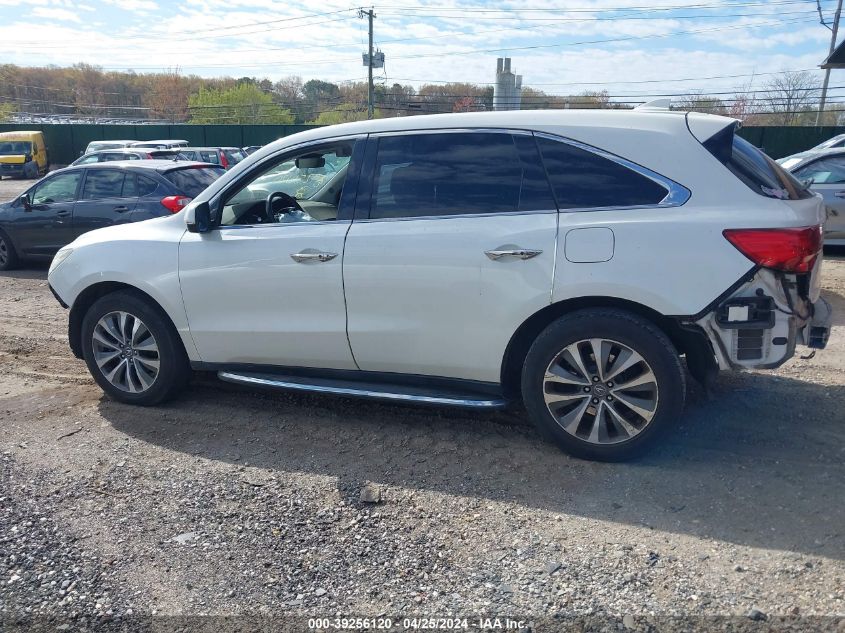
[0,131,49,179]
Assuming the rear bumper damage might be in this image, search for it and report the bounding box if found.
[693,268,832,371]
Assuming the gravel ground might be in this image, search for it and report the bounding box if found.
[1,177,844,631]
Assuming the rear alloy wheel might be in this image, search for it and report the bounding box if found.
[81,290,190,405]
[0,230,19,271]
[522,309,685,461]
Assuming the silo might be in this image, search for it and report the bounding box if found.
[494,57,522,111]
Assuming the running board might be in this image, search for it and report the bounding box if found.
[217,371,507,409]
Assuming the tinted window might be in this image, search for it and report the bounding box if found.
[163,166,224,197]
[536,136,668,210]
[31,172,81,204]
[200,151,221,164]
[0,141,32,155]
[705,128,812,200]
[793,156,845,184]
[370,132,554,219]
[137,175,160,196]
[82,170,126,199]
[122,174,138,198]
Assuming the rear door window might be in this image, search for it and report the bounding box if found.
[82,170,127,200]
[137,175,160,197]
[369,131,555,219]
[162,166,224,197]
[535,136,669,210]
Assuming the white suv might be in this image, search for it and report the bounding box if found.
[48,109,833,461]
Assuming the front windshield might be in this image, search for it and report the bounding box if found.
[0,141,32,155]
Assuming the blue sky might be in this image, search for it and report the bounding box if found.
[0,0,841,102]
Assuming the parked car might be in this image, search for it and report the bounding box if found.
[83,140,135,154]
[0,131,49,179]
[778,148,845,246]
[179,147,246,169]
[46,109,832,461]
[71,148,185,166]
[242,145,262,155]
[0,161,224,269]
[130,139,189,150]
[808,133,845,151]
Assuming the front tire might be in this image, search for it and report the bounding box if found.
[81,290,190,405]
[0,229,19,271]
[521,309,685,461]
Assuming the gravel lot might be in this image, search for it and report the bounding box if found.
[1,176,844,631]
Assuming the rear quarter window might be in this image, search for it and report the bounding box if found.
[162,167,225,197]
[535,136,669,209]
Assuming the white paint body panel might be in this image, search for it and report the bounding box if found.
[343,212,558,382]
[178,222,356,368]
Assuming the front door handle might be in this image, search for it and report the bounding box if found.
[484,248,543,261]
[113,206,130,213]
[290,251,338,263]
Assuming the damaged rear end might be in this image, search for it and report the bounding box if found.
[685,117,832,371]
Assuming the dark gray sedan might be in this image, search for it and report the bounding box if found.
[0,161,224,270]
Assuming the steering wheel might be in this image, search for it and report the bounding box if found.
[266,191,304,221]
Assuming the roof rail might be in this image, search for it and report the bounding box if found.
[635,98,672,111]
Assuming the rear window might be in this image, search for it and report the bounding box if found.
[705,127,812,200]
[162,166,224,197]
[224,149,246,164]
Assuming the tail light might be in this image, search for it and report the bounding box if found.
[219,152,229,169]
[160,195,192,213]
[723,226,822,273]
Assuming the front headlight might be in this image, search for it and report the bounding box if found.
[49,247,73,274]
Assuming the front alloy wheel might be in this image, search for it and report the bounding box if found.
[543,339,658,445]
[93,311,160,393]
[81,290,190,405]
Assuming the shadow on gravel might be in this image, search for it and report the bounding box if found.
[0,263,48,280]
[99,369,845,561]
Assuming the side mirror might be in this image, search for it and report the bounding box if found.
[19,194,32,212]
[187,201,211,233]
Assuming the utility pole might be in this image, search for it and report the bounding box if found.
[359,8,376,119]
[817,0,844,125]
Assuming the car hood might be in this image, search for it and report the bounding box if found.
[0,155,27,164]
[67,213,185,249]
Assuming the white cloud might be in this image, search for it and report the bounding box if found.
[31,7,82,23]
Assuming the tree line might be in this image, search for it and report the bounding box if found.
[0,64,840,126]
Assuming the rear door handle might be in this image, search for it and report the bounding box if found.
[113,206,130,213]
[56,209,71,217]
[485,248,543,261]
[290,251,338,263]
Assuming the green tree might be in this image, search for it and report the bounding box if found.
[0,102,16,122]
[310,103,381,125]
[188,83,294,124]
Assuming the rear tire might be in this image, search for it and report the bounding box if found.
[0,229,19,271]
[521,308,685,461]
[81,290,190,405]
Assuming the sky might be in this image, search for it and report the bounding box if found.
[0,0,842,103]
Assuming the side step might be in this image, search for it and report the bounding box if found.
[217,371,507,409]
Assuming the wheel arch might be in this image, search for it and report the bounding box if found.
[68,281,183,360]
[500,296,715,400]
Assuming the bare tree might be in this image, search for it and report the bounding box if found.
[760,70,821,125]
[674,93,728,115]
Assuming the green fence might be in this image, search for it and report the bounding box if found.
[0,123,320,166]
[1,122,844,166]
